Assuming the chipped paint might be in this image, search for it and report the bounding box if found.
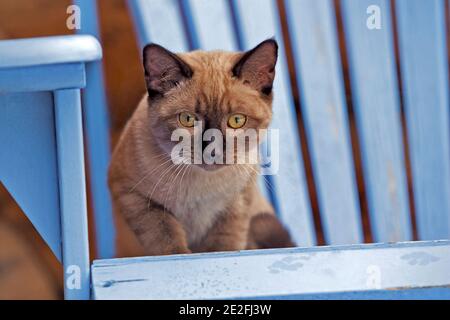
[400,252,440,266]
[268,256,304,274]
[98,278,147,288]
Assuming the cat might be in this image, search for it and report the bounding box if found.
[108,39,295,256]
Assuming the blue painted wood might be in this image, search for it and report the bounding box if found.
[231,0,315,246]
[178,0,200,50]
[82,62,115,259]
[0,63,85,92]
[246,287,450,300]
[54,89,90,300]
[92,240,450,299]
[285,0,362,244]
[0,92,62,259]
[187,0,237,51]
[340,0,412,242]
[75,0,115,259]
[128,0,189,52]
[396,0,450,240]
[0,35,101,68]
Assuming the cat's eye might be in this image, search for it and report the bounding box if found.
[178,112,196,127]
[227,114,247,129]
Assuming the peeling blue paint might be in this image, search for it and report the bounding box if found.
[401,252,440,266]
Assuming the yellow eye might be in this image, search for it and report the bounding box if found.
[228,114,247,129]
[178,112,196,127]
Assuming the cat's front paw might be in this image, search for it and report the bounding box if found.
[147,240,191,256]
[170,246,192,255]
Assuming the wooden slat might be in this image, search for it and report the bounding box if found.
[232,0,315,246]
[285,0,362,244]
[54,89,90,300]
[187,0,237,51]
[340,0,412,242]
[395,0,450,240]
[128,0,188,51]
[92,240,450,299]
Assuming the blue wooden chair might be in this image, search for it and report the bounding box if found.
[1,0,450,299]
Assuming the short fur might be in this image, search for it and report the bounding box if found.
[109,40,294,256]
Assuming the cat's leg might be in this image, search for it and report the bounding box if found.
[246,212,296,249]
[245,186,296,249]
[192,207,251,253]
[112,189,191,256]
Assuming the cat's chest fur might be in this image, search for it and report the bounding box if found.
[167,169,247,246]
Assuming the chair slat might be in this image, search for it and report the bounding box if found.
[232,0,315,246]
[340,0,412,242]
[186,0,237,51]
[395,0,450,239]
[128,0,189,51]
[285,0,362,244]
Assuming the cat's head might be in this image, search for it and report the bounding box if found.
[142,39,278,171]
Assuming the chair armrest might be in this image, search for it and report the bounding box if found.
[0,35,102,92]
[0,35,102,69]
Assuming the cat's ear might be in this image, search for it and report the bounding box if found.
[232,39,278,95]
[143,43,193,98]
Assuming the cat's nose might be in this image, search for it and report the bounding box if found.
[203,146,223,164]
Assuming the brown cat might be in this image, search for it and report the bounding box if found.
[108,39,294,256]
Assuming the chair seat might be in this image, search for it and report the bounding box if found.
[91,240,450,299]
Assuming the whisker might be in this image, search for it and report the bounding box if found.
[176,163,191,202]
[147,163,177,212]
[163,162,187,215]
[245,164,275,193]
[128,156,173,193]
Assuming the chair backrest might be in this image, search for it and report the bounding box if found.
[126,0,450,246]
